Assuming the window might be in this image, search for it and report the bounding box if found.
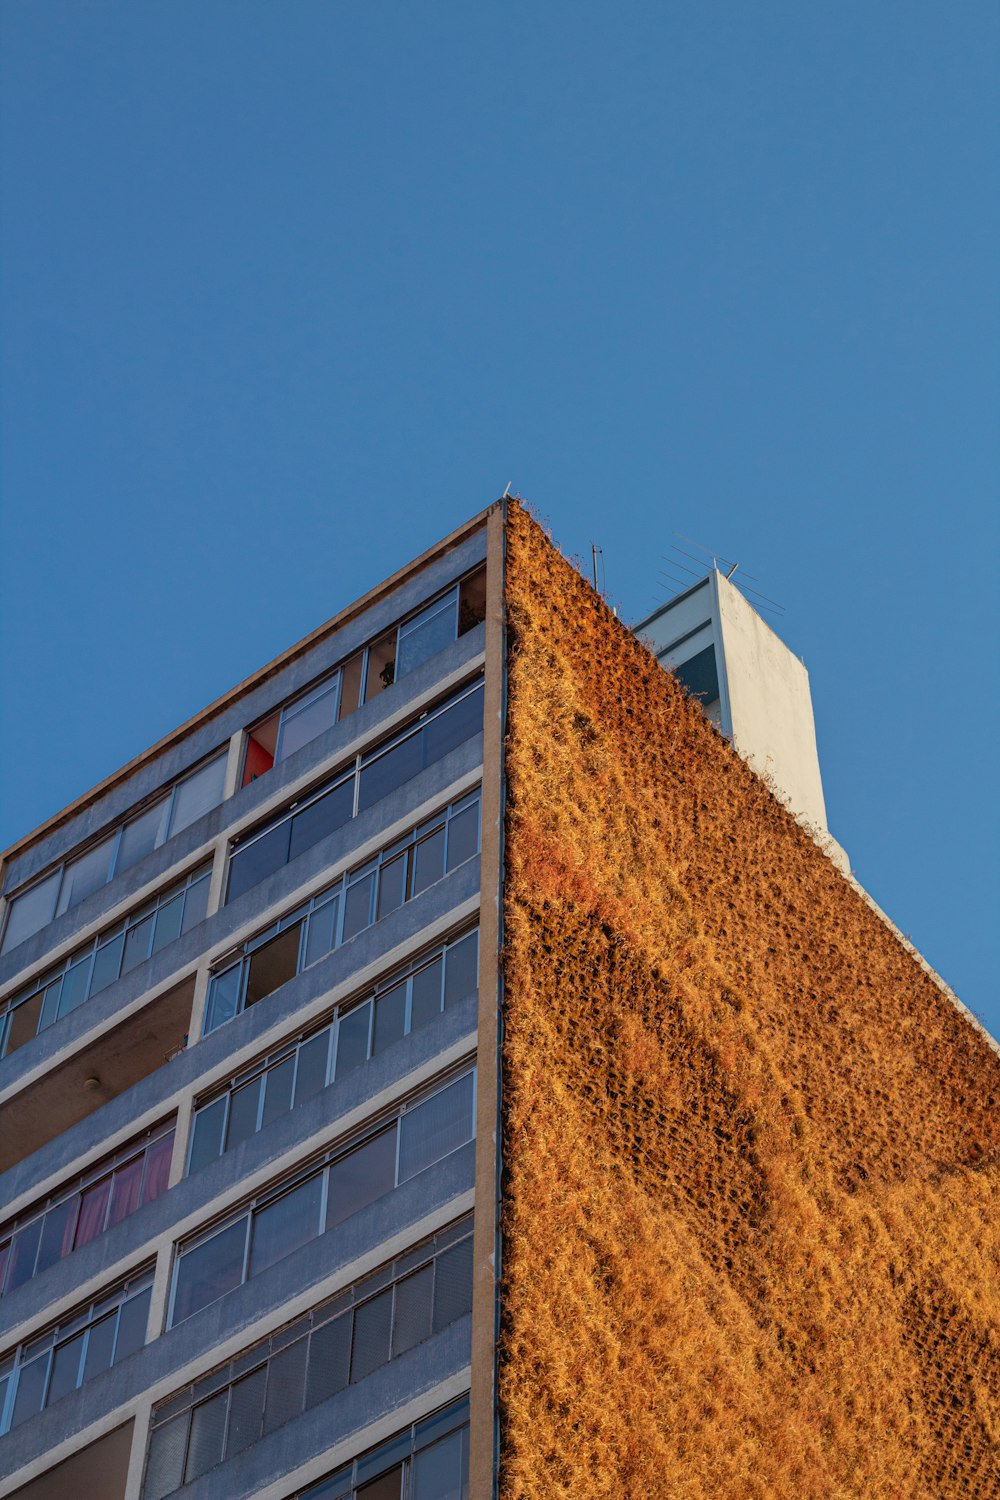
[1,753,226,957]
[0,864,211,1061]
[228,680,484,905]
[292,1397,470,1500]
[189,930,479,1172]
[240,567,487,791]
[0,1269,153,1435]
[0,1126,173,1299]
[144,1236,472,1500]
[170,1069,475,1327]
[205,789,480,1036]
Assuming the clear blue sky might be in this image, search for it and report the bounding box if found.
[1,3,997,1038]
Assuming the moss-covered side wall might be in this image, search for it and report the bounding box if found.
[499,502,1000,1499]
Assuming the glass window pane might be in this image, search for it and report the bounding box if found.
[225,1365,267,1458]
[304,1315,351,1409]
[140,1132,174,1207]
[5,1220,42,1293]
[151,894,184,954]
[35,1197,77,1277]
[203,963,244,1035]
[1,871,61,955]
[144,1414,189,1500]
[74,1179,112,1249]
[350,1289,393,1383]
[0,1241,8,1295]
[304,894,339,967]
[458,565,487,635]
[261,1056,296,1129]
[46,1333,85,1405]
[411,828,446,897]
[57,956,92,1018]
[227,821,292,904]
[396,593,458,680]
[37,979,63,1032]
[107,1156,144,1228]
[250,1175,323,1278]
[422,687,484,768]
[4,991,44,1055]
[445,803,480,872]
[373,982,407,1055]
[293,1030,330,1107]
[342,872,375,941]
[244,925,300,1009]
[169,756,226,838]
[121,915,155,975]
[116,802,168,875]
[432,1237,474,1333]
[114,1285,151,1361]
[410,959,444,1031]
[278,680,340,762]
[357,1436,411,1488]
[357,1465,404,1500]
[376,853,407,920]
[444,933,478,1009]
[288,780,354,865]
[398,1074,475,1184]
[186,1390,228,1482]
[363,631,396,703]
[172,1219,248,1324]
[357,734,422,814]
[391,1264,433,1356]
[325,1128,397,1231]
[82,1311,117,1382]
[181,872,211,933]
[89,931,125,995]
[10,1353,48,1427]
[339,651,364,719]
[56,836,116,916]
[189,1096,228,1175]
[262,1339,307,1435]
[333,1003,371,1080]
[412,1429,466,1500]
[226,1078,263,1152]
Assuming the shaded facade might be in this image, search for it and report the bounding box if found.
[0,500,996,1499]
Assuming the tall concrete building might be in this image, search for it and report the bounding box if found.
[0,501,997,1500]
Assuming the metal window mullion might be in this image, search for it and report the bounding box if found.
[403,974,413,1037]
[254,1071,268,1136]
[392,1118,402,1189]
[80,939,99,1007]
[107,826,125,882]
[239,1213,253,1289]
[163,784,180,843]
[318,1164,330,1239]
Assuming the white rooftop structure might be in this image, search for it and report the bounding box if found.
[634,570,850,874]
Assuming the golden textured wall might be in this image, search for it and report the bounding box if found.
[499,503,1000,1500]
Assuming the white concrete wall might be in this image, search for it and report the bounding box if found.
[713,571,830,834]
[635,571,849,874]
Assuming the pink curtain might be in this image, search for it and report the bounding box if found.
[74,1178,112,1250]
[140,1133,174,1207]
[106,1157,143,1229]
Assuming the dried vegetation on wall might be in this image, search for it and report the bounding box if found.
[499,502,1000,1499]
